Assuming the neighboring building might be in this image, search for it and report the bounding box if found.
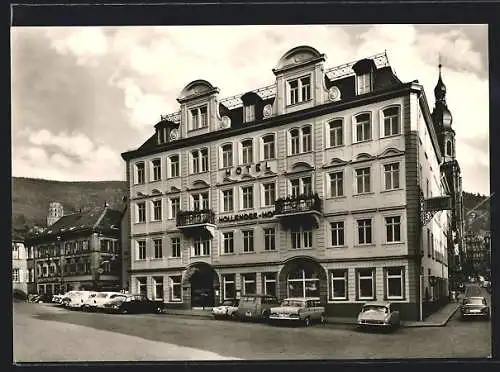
[120,202,131,291]
[26,203,123,294]
[121,46,460,320]
[12,234,36,296]
[464,231,490,279]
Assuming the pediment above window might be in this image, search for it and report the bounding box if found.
[355,153,376,161]
[169,186,181,193]
[291,161,314,172]
[190,180,210,190]
[378,147,405,159]
[222,176,237,184]
[273,45,325,74]
[177,80,220,103]
[330,157,349,166]
[151,189,162,195]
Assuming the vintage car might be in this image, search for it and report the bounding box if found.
[65,291,97,310]
[460,296,490,320]
[234,294,281,321]
[103,294,164,314]
[268,297,326,326]
[211,299,240,319]
[357,301,401,330]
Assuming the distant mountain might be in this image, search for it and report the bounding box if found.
[12,177,127,234]
[462,191,490,232]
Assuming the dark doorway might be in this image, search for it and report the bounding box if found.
[190,265,217,308]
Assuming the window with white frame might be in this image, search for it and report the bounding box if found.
[170,197,180,219]
[137,241,146,260]
[222,274,235,300]
[169,155,180,178]
[264,228,276,251]
[357,219,372,245]
[383,107,400,137]
[302,126,312,152]
[384,163,400,190]
[329,171,344,197]
[190,106,208,130]
[170,276,182,301]
[263,273,277,297]
[242,273,256,295]
[137,202,146,223]
[171,237,181,258]
[357,268,375,300]
[221,144,233,168]
[262,182,276,207]
[329,119,343,147]
[222,189,234,212]
[356,72,372,95]
[290,129,300,155]
[287,268,320,298]
[153,276,164,300]
[242,230,254,252]
[152,200,162,221]
[137,277,147,296]
[191,148,208,174]
[386,267,404,299]
[192,192,209,210]
[241,186,254,209]
[355,167,371,194]
[135,162,145,184]
[291,228,312,249]
[157,127,167,144]
[262,134,275,160]
[330,270,348,300]
[153,238,163,259]
[13,268,20,282]
[193,238,210,256]
[290,176,312,196]
[222,232,234,254]
[354,113,371,142]
[330,221,345,247]
[241,139,253,165]
[385,216,401,243]
[152,159,162,181]
[244,104,255,123]
[287,76,311,105]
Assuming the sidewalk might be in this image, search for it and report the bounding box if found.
[165,302,460,328]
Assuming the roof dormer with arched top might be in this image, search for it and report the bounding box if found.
[177,79,221,139]
[272,46,328,116]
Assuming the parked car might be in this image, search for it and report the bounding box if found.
[357,301,401,331]
[103,294,164,314]
[268,297,326,326]
[211,299,240,319]
[51,294,64,304]
[66,291,96,310]
[460,296,490,320]
[36,293,53,303]
[234,294,280,321]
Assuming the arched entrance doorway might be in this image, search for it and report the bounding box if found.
[278,257,327,304]
[182,263,219,308]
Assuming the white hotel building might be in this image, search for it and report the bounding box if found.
[121,46,460,320]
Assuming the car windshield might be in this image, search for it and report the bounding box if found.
[362,305,388,313]
[281,300,305,307]
[110,294,126,299]
[221,300,235,306]
[463,298,485,305]
[96,293,108,298]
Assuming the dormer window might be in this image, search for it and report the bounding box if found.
[287,76,311,105]
[357,73,372,95]
[190,106,208,130]
[157,127,167,144]
[244,104,255,123]
[446,140,453,157]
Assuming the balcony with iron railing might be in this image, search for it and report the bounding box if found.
[176,209,217,238]
[274,193,323,228]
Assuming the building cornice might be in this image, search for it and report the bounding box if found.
[121,83,414,161]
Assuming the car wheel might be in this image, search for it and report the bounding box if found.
[121,308,128,314]
[320,314,327,324]
[304,317,311,327]
[261,310,270,321]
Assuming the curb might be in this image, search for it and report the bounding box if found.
[402,304,460,328]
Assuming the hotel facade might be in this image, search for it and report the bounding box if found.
[121,46,463,320]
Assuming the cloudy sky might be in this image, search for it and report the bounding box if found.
[11,24,489,195]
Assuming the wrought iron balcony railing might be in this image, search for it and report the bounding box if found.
[275,193,322,215]
[176,209,216,227]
